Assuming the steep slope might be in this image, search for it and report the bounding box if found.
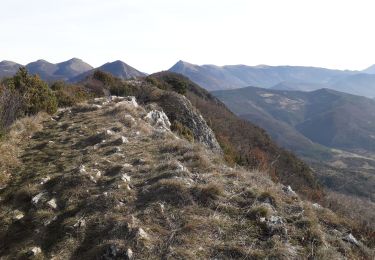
[0,60,22,78]
[212,86,375,200]
[0,98,371,259]
[71,60,146,82]
[213,87,375,153]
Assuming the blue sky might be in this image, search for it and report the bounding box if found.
[1,0,375,73]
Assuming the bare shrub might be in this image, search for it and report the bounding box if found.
[0,113,44,187]
[0,86,24,134]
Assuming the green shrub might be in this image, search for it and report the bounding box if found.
[51,81,90,107]
[109,83,133,97]
[92,70,115,85]
[5,67,57,115]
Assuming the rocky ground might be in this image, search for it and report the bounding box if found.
[0,97,372,259]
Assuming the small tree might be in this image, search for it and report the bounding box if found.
[6,67,57,115]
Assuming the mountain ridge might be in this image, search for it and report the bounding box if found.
[169,60,375,98]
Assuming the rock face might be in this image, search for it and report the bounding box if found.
[155,92,222,153]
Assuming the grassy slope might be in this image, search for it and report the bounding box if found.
[0,97,371,259]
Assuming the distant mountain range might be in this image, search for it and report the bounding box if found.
[0,58,146,82]
[169,60,375,98]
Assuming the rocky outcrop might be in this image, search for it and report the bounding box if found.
[155,92,222,153]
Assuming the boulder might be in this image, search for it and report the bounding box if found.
[145,110,171,130]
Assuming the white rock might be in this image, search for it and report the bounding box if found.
[269,215,283,224]
[136,228,149,240]
[259,217,266,223]
[32,192,46,205]
[13,210,24,220]
[127,96,138,108]
[29,247,42,255]
[94,169,102,177]
[93,104,102,109]
[312,203,322,209]
[106,129,115,136]
[176,162,187,172]
[121,174,131,182]
[79,165,87,174]
[127,248,133,259]
[123,163,133,169]
[89,175,97,183]
[144,110,171,130]
[40,176,51,185]
[282,185,297,196]
[73,218,86,228]
[343,233,360,246]
[121,136,129,144]
[47,198,58,209]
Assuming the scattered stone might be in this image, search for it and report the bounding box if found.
[176,162,187,172]
[115,147,122,153]
[13,210,24,220]
[47,198,58,209]
[144,110,171,130]
[136,228,149,240]
[106,129,115,136]
[93,104,102,109]
[312,203,322,209]
[282,185,297,196]
[79,165,87,174]
[269,215,283,225]
[27,247,42,256]
[121,136,129,144]
[121,174,131,182]
[89,175,97,183]
[127,248,133,259]
[123,163,133,169]
[94,169,102,177]
[343,233,360,246]
[32,192,46,205]
[73,218,86,228]
[40,176,51,185]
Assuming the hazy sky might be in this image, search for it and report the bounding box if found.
[1,0,375,73]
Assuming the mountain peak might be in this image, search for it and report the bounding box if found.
[363,64,375,74]
[169,60,197,71]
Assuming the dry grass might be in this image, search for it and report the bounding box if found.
[0,113,45,187]
[0,98,372,259]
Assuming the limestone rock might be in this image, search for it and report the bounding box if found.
[145,110,171,130]
[282,185,297,197]
[47,198,58,209]
[343,233,360,246]
[32,192,46,205]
